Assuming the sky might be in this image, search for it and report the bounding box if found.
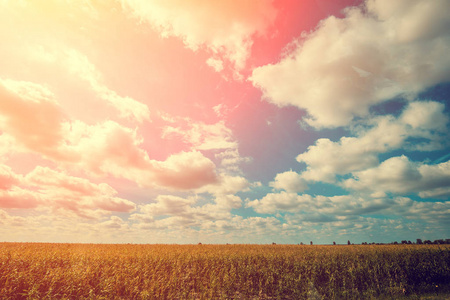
[0,0,449,244]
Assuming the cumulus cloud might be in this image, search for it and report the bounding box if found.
[198,174,250,196]
[150,151,218,190]
[66,121,219,190]
[215,149,252,174]
[247,192,313,214]
[270,170,308,193]
[140,195,196,216]
[0,79,66,159]
[344,156,450,199]
[295,101,449,182]
[0,164,135,216]
[0,188,40,209]
[121,0,276,72]
[247,189,450,233]
[251,0,450,128]
[162,119,237,151]
[0,164,21,190]
[63,50,150,123]
[0,81,218,191]
[25,166,136,213]
[0,209,28,227]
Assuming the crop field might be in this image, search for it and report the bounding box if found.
[0,243,449,299]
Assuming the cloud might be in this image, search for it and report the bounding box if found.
[66,121,219,190]
[0,164,135,216]
[99,216,128,230]
[63,50,150,123]
[0,79,66,159]
[215,149,252,174]
[344,156,450,199]
[140,195,196,216]
[0,165,40,209]
[25,166,136,213]
[162,119,237,151]
[198,174,250,196]
[121,0,276,72]
[295,101,449,182]
[251,0,450,128]
[0,210,28,227]
[247,189,450,233]
[270,170,308,193]
[150,151,218,190]
[0,188,40,209]
[247,192,314,214]
[0,164,21,190]
[0,93,218,190]
[62,120,150,175]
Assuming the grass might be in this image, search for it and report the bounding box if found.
[0,243,449,299]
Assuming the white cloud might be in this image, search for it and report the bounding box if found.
[215,149,252,174]
[270,170,307,193]
[251,0,450,128]
[247,192,314,214]
[64,50,150,123]
[62,120,219,190]
[140,195,196,216]
[344,156,450,199]
[0,164,21,190]
[121,0,276,72]
[0,79,66,158]
[295,101,449,183]
[206,58,224,72]
[198,174,250,196]
[162,119,237,151]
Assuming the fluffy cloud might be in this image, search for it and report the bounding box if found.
[0,188,40,209]
[0,209,28,227]
[0,164,21,190]
[247,192,313,214]
[215,149,252,174]
[0,79,218,191]
[270,170,308,193]
[296,101,448,182]
[162,119,237,151]
[344,156,450,199]
[67,121,219,189]
[197,174,251,197]
[121,0,276,72]
[25,166,136,214]
[251,0,450,128]
[0,164,135,216]
[63,50,150,123]
[150,151,218,190]
[0,79,66,159]
[247,190,450,233]
[139,195,196,216]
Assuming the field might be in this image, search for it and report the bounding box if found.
[0,243,449,299]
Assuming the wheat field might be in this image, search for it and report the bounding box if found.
[0,243,449,299]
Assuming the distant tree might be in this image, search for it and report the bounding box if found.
[347,240,351,245]
[310,241,313,245]
[416,239,423,244]
[333,241,336,245]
